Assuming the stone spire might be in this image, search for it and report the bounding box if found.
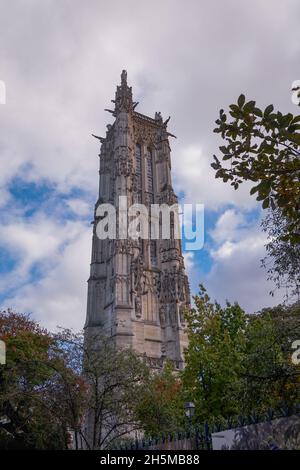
[114,69,133,114]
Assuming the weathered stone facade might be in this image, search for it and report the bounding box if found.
[84,71,190,369]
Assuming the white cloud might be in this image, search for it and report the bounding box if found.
[66,198,91,217]
[0,0,297,329]
[210,209,246,244]
[0,211,91,331]
[1,218,91,331]
[204,210,284,312]
[0,187,11,208]
[1,0,299,201]
[183,251,195,272]
[173,146,257,210]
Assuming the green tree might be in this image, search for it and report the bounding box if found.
[74,330,149,449]
[0,310,187,449]
[135,361,185,436]
[0,310,73,449]
[182,287,300,423]
[242,302,300,413]
[261,209,300,301]
[211,95,300,244]
[182,285,246,422]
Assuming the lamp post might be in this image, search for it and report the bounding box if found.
[184,402,198,450]
[184,402,195,420]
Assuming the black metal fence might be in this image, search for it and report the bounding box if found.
[116,402,300,451]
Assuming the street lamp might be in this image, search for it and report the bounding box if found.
[184,402,198,449]
[184,402,195,420]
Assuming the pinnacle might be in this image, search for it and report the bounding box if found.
[121,69,127,86]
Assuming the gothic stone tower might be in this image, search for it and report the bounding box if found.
[84,71,190,369]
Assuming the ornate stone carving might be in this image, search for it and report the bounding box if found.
[132,257,144,291]
[179,305,186,325]
[99,155,111,175]
[159,304,167,327]
[158,185,178,205]
[153,272,161,297]
[160,246,181,263]
[114,70,133,113]
[115,148,133,177]
[133,118,157,146]
[177,269,186,302]
[159,266,189,304]
[145,355,164,369]
[135,296,142,318]
[169,303,178,328]
[131,173,138,193]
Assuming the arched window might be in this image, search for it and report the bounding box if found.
[170,212,174,240]
[150,240,157,266]
[146,147,154,204]
[135,144,142,203]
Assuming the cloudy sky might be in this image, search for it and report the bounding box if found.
[0,0,299,331]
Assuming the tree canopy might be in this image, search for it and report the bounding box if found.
[1,297,299,449]
[211,95,300,244]
[182,286,300,423]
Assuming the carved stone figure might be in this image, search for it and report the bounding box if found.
[135,296,142,318]
[179,305,186,325]
[159,305,167,327]
[169,304,178,328]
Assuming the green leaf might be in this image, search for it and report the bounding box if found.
[253,107,263,117]
[264,104,274,116]
[288,124,300,132]
[219,146,228,154]
[250,185,259,195]
[230,104,240,112]
[238,94,246,108]
[262,198,270,209]
[291,115,300,124]
[244,100,256,112]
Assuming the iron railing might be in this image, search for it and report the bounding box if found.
[115,402,300,450]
